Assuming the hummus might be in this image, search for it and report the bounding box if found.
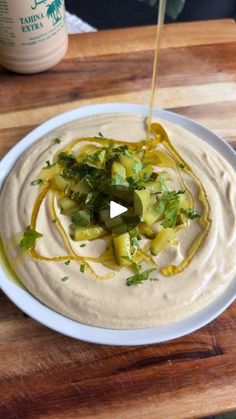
[0,113,236,329]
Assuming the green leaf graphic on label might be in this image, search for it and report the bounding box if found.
[31,0,48,10]
[46,0,62,25]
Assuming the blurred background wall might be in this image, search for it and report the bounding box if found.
[65,0,236,30]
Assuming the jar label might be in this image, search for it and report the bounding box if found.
[0,0,65,49]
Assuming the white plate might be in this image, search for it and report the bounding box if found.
[0,103,236,346]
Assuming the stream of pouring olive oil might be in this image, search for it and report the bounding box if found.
[0,0,211,287]
[147,0,167,139]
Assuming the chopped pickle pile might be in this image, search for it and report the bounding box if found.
[20,123,211,285]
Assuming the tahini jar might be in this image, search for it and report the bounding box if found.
[0,0,68,73]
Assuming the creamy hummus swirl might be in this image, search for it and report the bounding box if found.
[0,113,236,329]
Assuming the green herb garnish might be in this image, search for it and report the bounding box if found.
[80,243,86,247]
[61,276,69,282]
[155,190,185,228]
[84,149,106,170]
[80,264,85,273]
[181,208,200,220]
[30,179,45,186]
[55,138,61,144]
[52,219,57,223]
[57,152,80,178]
[126,268,156,286]
[157,173,169,192]
[19,226,43,251]
[122,255,142,273]
[64,260,70,266]
[179,163,185,169]
[133,162,143,173]
[127,173,151,189]
[130,230,141,249]
[43,160,56,169]
[98,132,104,138]
[72,210,91,227]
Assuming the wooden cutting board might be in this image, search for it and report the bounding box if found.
[0,19,236,419]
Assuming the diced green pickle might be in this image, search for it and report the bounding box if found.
[113,233,132,266]
[150,228,176,255]
[73,226,107,241]
[50,175,69,191]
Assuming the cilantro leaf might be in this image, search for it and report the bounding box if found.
[19,227,43,251]
[64,260,70,266]
[154,190,185,228]
[126,268,156,286]
[30,179,45,186]
[127,173,151,189]
[55,138,61,144]
[181,208,200,220]
[43,160,56,169]
[84,150,106,170]
[130,230,141,249]
[57,152,80,178]
[133,162,143,173]
[106,144,130,162]
[122,255,141,273]
[61,276,69,282]
[157,173,168,192]
[72,210,91,227]
[80,264,85,273]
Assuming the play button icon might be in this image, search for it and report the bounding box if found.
[110,201,128,218]
[98,185,144,234]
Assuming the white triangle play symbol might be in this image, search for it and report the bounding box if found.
[110,201,128,219]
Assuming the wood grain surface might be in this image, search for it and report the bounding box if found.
[0,20,236,419]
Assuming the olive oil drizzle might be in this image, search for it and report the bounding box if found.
[30,188,114,280]
[27,122,211,278]
[151,123,211,275]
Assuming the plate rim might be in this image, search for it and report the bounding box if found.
[0,103,235,346]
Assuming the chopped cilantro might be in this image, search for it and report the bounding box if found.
[19,227,43,251]
[106,144,130,162]
[52,219,57,223]
[72,210,90,227]
[124,148,131,157]
[43,160,56,169]
[55,138,61,144]
[64,260,70,266]
[127,173,151,190]
[126,268,156,286]
[122,255,141,273]
[98,132,104,138]
[130,230,141,249]
[80,243,86,247]
[80,264,85,273]
[157,173,168,192]
[181,208,200,220]
[84,149,106,170]
[57,152,80,178]
[179,163,185,169]
[61,276,69,282]
[155,190,185,228]
[30,179,45,186]
[133,162,143,173]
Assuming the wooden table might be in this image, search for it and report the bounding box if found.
[0,19,236,418]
